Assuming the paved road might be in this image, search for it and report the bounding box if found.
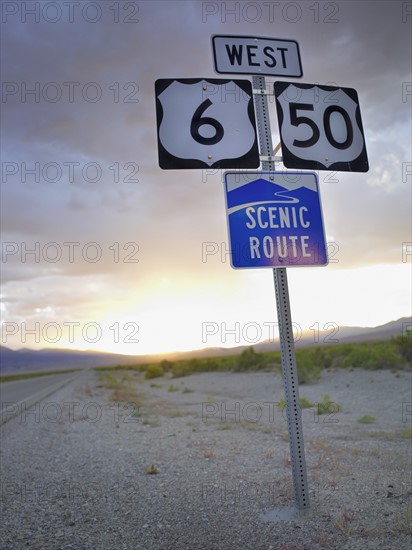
[0,370,83,424]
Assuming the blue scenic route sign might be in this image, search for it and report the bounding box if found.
[224,171,328,268]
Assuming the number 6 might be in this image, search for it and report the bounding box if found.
[190,99,224,145]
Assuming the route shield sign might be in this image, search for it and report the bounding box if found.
[155,78,260,169]
[274,82,369,172]
[224,171,328,268]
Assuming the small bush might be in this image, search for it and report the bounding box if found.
[145,464,159,475]
[145,364,164,379]
[235,346,266,371]
[295,349,323,384]
[170,361,191,378]
[316,393,342,415]
[170,356,238,377]
[392,335,412,362]
[335,342,404,371]
[160,359,174,372]
[300,396,314,408]
[277,396,313,409]
[357,415,376,424]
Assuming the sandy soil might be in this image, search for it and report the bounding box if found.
[0,367,411,549]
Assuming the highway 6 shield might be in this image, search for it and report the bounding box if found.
[155,78,260,169]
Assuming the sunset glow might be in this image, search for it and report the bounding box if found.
[1,1,411,356]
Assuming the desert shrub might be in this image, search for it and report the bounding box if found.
[95,364,145,373]
[195,358,220,372]
[171,355,239,377]
[392,335,412,363]
[357,415,376,424]
[160,360,174,372]
[170,361,191,378]
[171,359,206,377]
[277,396,313,409]
[295,349,323,384]
[145,364,165,379]
[235,346,266,371]
[316,393,342,415]
[337,343,403,370]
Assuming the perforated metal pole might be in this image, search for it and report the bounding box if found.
[252,75,310,511]
[273,268,310,510]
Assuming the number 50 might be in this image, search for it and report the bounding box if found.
[289,103,354,150]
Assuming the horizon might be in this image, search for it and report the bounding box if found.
[2,315,410,357]
[1,2,411,357]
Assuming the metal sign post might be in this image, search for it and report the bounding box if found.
[252,75,310,512]
[154,31,369,519]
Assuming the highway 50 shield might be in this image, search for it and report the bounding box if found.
[274,82,369,172]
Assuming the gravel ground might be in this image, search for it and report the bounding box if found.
[0,367,411,549]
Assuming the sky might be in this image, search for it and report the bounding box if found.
[1,0,411,355]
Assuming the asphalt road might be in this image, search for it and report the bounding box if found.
[0,370,83,425]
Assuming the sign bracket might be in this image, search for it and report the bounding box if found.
[252,89,273,96]
[252,75,310,512]
[259,155,282,163]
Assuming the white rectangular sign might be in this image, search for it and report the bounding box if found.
[212,35,302,77]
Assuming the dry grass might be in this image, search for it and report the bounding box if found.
[306,437,353,475]
[97,371,146,412]
[142,417,161,427]
[357,414,376,424]
[203,449,216,459]
[310,533,331,548]
[144,464,159,475]
[216,422,233,430]
[334,504,412,538]
[335,508,356,536]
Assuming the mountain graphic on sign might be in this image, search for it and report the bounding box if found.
[226,177,316,210]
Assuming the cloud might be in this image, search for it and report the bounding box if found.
[1,1,411,352]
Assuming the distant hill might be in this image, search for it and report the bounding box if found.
[0,347,159,374]
[320,318,412,343]
[162,317,412,359]
[1,317,410,374]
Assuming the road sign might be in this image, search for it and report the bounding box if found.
[224,171,328,268]
[274,82,369,172]
[155,78,260,169]
[212,35,302,77]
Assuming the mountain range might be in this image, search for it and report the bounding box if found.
[226,177,317,210]
[1,317,410,374]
